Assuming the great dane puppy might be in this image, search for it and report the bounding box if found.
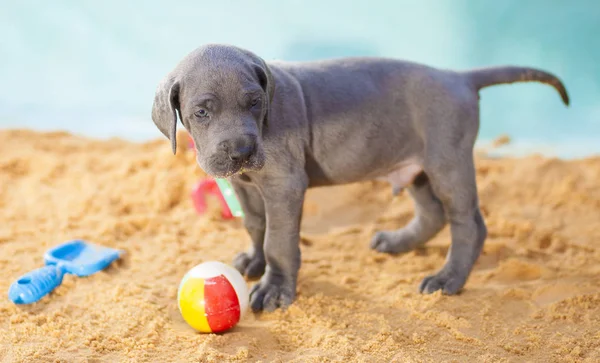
[152,44,569,312]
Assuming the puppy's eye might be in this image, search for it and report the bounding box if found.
[251,98,261,107]
[194,109,209,118]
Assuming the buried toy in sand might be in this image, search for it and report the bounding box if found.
[190,178,245,219]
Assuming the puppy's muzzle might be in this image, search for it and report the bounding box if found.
[218,135,257,165]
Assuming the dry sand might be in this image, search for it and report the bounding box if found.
[0,129,599,363]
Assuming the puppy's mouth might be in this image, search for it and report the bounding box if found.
[199,152,265,179]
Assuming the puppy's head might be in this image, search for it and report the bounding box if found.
[151,44,274,177]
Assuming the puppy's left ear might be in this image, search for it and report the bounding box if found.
[151,75,181,154]
[254,58,275,129]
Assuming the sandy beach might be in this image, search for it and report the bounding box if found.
[0,129,598,362]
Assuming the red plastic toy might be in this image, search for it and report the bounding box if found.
[191,179,234,219]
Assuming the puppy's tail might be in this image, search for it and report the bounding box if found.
[466,66,570,106]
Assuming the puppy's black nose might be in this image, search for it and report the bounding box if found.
[229,144,254,162]
[223,137,256,163]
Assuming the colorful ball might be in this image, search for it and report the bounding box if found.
[177,261,249,333]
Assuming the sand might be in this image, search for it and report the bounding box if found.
[0,129,598,363]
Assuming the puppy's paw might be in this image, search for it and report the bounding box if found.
[249,275,296,313]
[419,269,466,295]
[370,230,417,254]
[233,251,265,279]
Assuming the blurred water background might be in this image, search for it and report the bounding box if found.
[1,0,598,158]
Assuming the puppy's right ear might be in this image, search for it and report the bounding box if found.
[152,75,180,155]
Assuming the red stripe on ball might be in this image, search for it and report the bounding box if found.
[204,274,241,333]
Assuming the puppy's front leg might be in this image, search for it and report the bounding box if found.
[249,173,307,312]
[231,182,267,279]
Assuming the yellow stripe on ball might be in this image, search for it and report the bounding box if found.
[178,277,212,333]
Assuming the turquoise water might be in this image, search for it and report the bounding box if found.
[1,0,598,158]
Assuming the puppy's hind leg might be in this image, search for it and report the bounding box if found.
[371,172,447,254]
[418,103,487,295]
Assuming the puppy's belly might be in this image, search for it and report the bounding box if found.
[376,160,423,193]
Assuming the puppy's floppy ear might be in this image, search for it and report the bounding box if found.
[151,75,181,154]
[253,58,275,129]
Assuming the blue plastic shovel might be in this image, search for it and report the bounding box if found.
[8,240,123,304]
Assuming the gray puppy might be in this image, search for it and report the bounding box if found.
[152,44,569,312]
